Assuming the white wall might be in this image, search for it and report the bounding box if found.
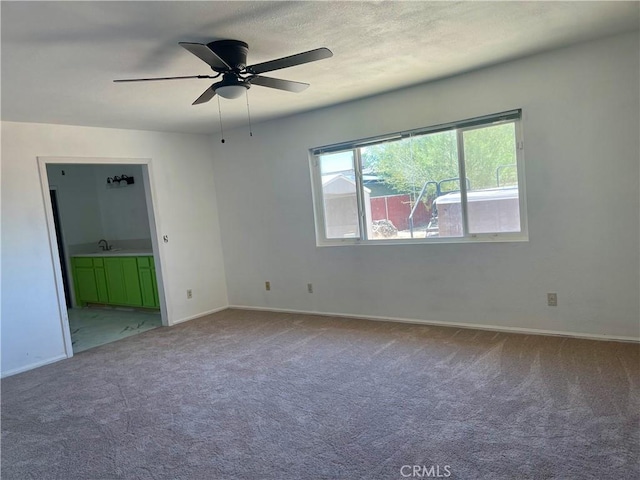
[48,163,152,249]
[47,164,104,246]
[94,164,151,243]
[212,32,640,339]
[1,123,229,376]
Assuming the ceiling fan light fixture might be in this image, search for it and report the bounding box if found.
[114,40,333,105]
[216,84,249,99]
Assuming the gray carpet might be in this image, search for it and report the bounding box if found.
[2,309,638,479]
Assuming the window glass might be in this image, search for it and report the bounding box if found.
[311,110,525,245]
[361,130,462,239]
[462,122,521,234]
[318,151,360,239]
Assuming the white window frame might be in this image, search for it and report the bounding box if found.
[309,110,528,246]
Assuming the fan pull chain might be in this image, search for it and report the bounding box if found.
[217,96,225,144]
[245,89,253,137]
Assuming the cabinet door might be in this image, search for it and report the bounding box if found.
[138,257,159,308]
[104,257,126,305]
[74,266,99,305]
[122,257,142,306]
[72,258,110,306]
[105,257,143,306]
[91,257,109,303]
[138,267,156,308]
[94,266,109,303]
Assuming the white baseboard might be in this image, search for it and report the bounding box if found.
[1,354,68,379]
[170,305,229,326]
[228,305,640,343]
[3,306,634,379]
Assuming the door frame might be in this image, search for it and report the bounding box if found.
[37,156,169,359]
[48,186,72,308]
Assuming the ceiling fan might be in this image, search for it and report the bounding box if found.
[114,40,333,104]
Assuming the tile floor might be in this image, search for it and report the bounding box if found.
[68,307,162,353]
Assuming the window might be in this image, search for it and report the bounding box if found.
[310,110,526,245]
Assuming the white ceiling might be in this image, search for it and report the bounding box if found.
[2,1,638,134]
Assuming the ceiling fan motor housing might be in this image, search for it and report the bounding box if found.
[114,39,332,105]
[207,40,249,72]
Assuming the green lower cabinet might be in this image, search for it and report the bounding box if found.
[138,256,160,308]
[72,257,109,306]
[74,266,99,304]
[139,270,156,308]
[94,267,109,303]
[104,257,142,307]
[73,255,158,309]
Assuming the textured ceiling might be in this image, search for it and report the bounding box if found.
[2,1,638,134]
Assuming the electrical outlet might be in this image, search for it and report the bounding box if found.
[547,293,557,307]
[265,281,271,291]
[307,283,313,293]
[187,289,193,299]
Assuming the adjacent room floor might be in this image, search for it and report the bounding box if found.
[2,309,638,479]
[68,306,162,353]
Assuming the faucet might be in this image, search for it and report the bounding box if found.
[98,239,111,251]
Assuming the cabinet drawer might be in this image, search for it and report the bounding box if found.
[73,257,93,268]
[138,257,155,268]
[93,257,104,267]
[137,256,154,268]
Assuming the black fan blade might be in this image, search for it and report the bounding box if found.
[247,47,332,75]
[192,85,217,105]
[114,75,217,83]
[249,75,309,93]
[179,42,231,70]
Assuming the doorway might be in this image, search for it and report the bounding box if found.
[38,157,168,358]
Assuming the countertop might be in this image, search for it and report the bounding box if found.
[72,249,153,258]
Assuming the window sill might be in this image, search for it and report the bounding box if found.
[316,233,529,247]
